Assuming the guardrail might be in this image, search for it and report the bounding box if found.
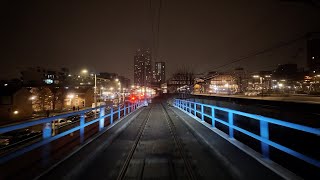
[174,99,320,168]
[0,101,144,164]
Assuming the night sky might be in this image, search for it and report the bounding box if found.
[1,0,320,81]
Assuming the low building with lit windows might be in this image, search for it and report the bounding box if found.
[0,87,33,121]
[208,74,238,94]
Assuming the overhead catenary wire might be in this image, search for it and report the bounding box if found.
[150,0,162,62]
[204,33,307,74]
[155,0,162,61]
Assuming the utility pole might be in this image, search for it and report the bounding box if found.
[144,61,147,104]
[94,74,97,107]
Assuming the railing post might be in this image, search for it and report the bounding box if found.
[118,105,121,119]
[99,107,105,131]
[185,101,187,111]
[43,122,52,139]
[260,120,270,159]
[182,101,185,110]
[211,107,215,128]
[184,101,187,111]
[194,103,196,116]
[128,102,131,113]
[42,121,52,166]
[189,101,192,114]
[110,107,114,124]
[80,113,85,143]
[201,104,204,121]
[124,103,126,116]
[228,112,234,138]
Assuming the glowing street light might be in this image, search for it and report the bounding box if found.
[13,110,19,115]
[67,94,75,99]
[81,69,97,108]
[29,96,37,100]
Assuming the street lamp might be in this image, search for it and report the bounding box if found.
[81,69,97,108]
[29,96,37,100]
[116,80,122,103]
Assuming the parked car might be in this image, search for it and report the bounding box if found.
[245,91,259,96]
[85,111,97,118]
[0,137,11,147]
[54,119,72,126]
[66,115,80,122]
[0,129,41,147]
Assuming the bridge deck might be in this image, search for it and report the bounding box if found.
[37,99,282,180]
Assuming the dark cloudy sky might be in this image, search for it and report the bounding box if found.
[1,0,320,80]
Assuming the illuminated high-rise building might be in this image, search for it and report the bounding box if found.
[134,48,152,86]
[155,62,165,83]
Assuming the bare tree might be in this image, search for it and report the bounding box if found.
[50,87,66,111]
[30,87,53,112]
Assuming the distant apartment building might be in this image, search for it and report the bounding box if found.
[21,67,69,86]
[118,76,131,89]
[307,33,320,71]
[166,72,194,93]
[154,62,165,83]
[134,48,152,86]
[98,72,118,81]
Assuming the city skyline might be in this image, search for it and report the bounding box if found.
[1,1,320,81]
[0,1,319,179]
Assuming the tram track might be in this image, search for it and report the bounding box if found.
[161,102,197,180]
[116,102,198,180]
[116,105,153,180]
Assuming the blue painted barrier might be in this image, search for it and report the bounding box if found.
[0,101,142,164]
[174,99,320,168]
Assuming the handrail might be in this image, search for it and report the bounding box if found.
[174,99,320,168]
[0,101,144,164]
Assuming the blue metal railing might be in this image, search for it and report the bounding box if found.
[174,99,320,168]
[0,101,143,164]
